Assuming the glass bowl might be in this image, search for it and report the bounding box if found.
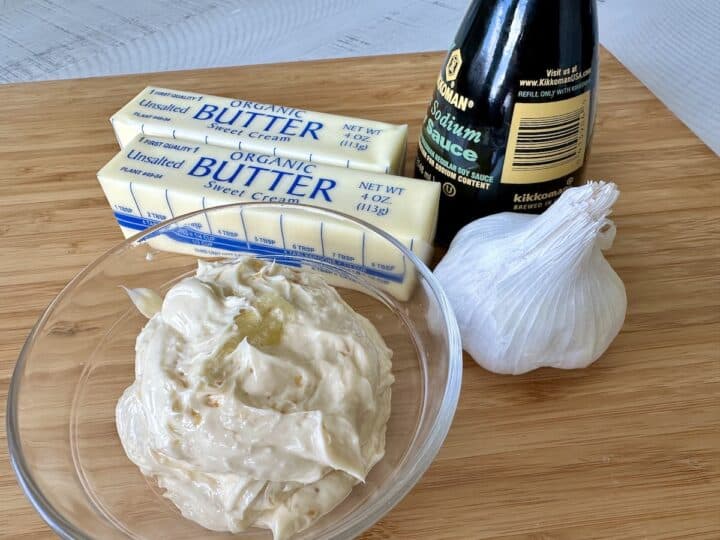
[7,203,462,539]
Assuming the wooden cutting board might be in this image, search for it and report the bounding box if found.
[0,49,718,539]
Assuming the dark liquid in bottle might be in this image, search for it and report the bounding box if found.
[415,0,599,244]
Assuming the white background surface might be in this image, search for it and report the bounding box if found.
[0,0,718,154]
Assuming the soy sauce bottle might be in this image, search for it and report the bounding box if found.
[415,0,598,244]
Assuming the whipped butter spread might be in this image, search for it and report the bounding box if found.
[116,258,394,539]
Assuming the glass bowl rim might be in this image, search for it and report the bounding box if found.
[7,201,463,540]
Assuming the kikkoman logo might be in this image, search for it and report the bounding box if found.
[445,49,462,82]
[437,48,473,111]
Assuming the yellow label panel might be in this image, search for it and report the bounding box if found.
[501,92,590,184]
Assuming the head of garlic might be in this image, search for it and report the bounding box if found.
[434,182,626,375]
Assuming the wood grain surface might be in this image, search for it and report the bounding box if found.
[1,49,719,539]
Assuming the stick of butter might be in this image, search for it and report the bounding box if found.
[111,86,408,174]
[129,206,422,300]
[97,135,439,299]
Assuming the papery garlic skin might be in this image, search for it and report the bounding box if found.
[434,182,626,375]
